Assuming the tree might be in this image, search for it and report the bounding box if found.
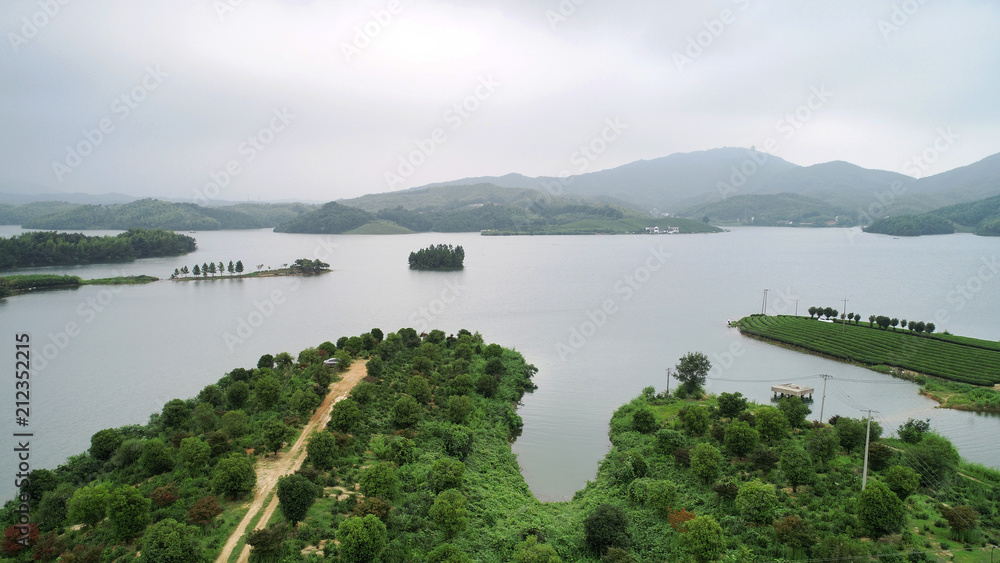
[914,321,926,333]
[808,306,817,318]
[235,260,244,276]
[392,395,422,428]
[263,419,292,454]
[337,515,387,563]
[884,465,920,499]
[680,515,724,563]
[835,416,867,453]
[890,317,899,330]
[290,389,320,416]
[329,398,361,432]
[228,260,235,275]
[823,307,834,319]
[674,352,711,395]
[370,328,384,342]
[212,453,257,498]
[681,405,709,436]
[904,433,959,487]
[359,463,399,500]
[247,523,286,561]
[941,505,979,540]
[141,518,201,563]
[868,314,875,327]
[227,381,250,410]
[777,396,811,428]
[735,479,777,524]
[307,431,339,471]
[36,484,74,532]
[276,474,318,527]
[178,436,211,476]
[90,428,124,461]
[253,375,281,410]
[717,391,748,419]
[631,408,657,434]
[407,376,432,404]
[186,495,222,527]
[429,543,473,563]
[754,406,789,442]
[448,395,474,424]
[140,438,174,475]
[856,480,905,537]
[193,402,218,432]
[192,264,200,276]
[220,409,249,438]
[724,420,759,457]
[689,443,723,484]
[897,418,930,443]
[925,322,936,333]
[67,483,110,529]
[805,426,838,469]
[583,504,630,555]
[429,489,468,540]
[161,399,190,430]
[429,458,466,493]
[513,535,561,563]
[476,373,499,397]
[208,262,216,276]
[779,444,814,492]
[107,485,150,541]
[773,515,815,550]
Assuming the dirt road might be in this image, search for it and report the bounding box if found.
[215,360,368,563]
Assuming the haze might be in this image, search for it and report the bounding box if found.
[2,0,999,202]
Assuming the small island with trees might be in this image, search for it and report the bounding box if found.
[171,258,330,281]
[0,229,196,270]
[408,244,465,270]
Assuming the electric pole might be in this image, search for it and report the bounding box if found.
[818,374,833,424]
[665,368,671,395]
[794,299,799,317]
[761,289,770,315]
[842,298,849,332]
[861,409,879,490]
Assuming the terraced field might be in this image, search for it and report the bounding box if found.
[736,315,1000,386]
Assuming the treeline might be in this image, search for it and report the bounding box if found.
[0,229,196,269]
[867,315,936,333]
[863,214,954,236]
[409,244,465,270]
[14,199,314,231]
[173,260,245,279]
[864,194,1000,237]
[680,193,855,227]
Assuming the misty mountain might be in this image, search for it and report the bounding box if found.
[17,199,313,230]
[678,193,855,226]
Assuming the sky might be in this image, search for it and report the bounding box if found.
[2,0,999,203]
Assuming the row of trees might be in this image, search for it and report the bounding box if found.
[408,244,465,270]
[171,260,245,279]
[0,229,196,269]
[867,315,936,333]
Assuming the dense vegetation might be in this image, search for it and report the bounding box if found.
[0,202,80,226]
[0,229,196,269]
[0,274,158,297]
[863,215,955,236]
[273,202,377,234]
[409,245,465,270]
[679,193,855,227]
[736,315,1000,387]
[13,199,314,230]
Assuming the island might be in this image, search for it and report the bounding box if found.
[409,244,465,270]
[0,229,196,270]
[3,330,997,562]
[0,274,158,298]
[170,258,330,281]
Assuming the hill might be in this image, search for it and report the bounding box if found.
[16,199,313,230]
[677,193,854,226]
[273,201,377,234]
[862,193,1000,237]
[863,215,956,236]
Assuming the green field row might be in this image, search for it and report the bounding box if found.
[736,315,1000,386]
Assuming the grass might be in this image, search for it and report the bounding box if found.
[344,220,415,235]
[736,315,1000,387]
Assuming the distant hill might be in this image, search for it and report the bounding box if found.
[863,193,1000,237]
[677,193,854,226]
[17,199,313,230]
[273,202,376,234]
[0,201,82,226]
[863,215,956,237]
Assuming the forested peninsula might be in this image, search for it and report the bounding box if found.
[0,229,195,269]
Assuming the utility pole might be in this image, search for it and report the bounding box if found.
[665,368,671,395]
[794,299,799,317]
[842,298,849,332]
[761,289,770,315]
[861,409,879,490]
[818,374,833,424]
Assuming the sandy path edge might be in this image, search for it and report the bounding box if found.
[215,360,369,563]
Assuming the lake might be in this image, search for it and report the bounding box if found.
[2,226,999,502]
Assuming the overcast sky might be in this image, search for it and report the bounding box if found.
[2,0,999,203]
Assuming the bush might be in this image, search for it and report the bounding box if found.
[735,479,777,524]
[583,504,630,555]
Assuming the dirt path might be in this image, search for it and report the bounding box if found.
[215,360,368,563]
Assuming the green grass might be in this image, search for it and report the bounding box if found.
[736,315,1000,386]
[344,220,415,235]
[82,275,158,285]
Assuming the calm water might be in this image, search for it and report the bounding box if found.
[2,226,999,501]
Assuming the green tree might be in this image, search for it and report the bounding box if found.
[107,485,151,541]
[514,535,561,563]
[276,474,318,527]
[178,436,211,476]
[227,260,235,275]
[674,352,711,395]
[253,375,281,410]
[717,391,748,419]
[805,426,838,469]
[681,515,724,563]
[90,428,124,461]
[193,402,218,433]
[735,479,777,524]
[777,396,811,428]
[36,484,74,532]
[428,543,472,563]
[329,398,361,432]
[192,264,200,276]
[690,443,723,484]
[407,376,432,404]
[262,418,292,454]
[856,480,905,537]
[359,463,399,500]
[235,260,244,276]
[429,489,468,540]
[632,408,657,434]
[429,458,466,493]
[220,409,249,438]
[337,515,387,563]
[140,518,201,563]
[779,444,814,492]
[162,399,190,430]
[583,504,630,555]
[681,405,709,436]
[307,431,339,471]
[67,483,110,529]
[392,395,422,428]
[290,389,320,416]
[754,406,789,442]
[448,395,474,424]
[897,418,930,444]
[724,420,759,457]
[475,373,499,397]
[451,373,474,396]
[227,381,250,410]
[884,465,920,499]
[246,523,286,561]
[835,417,867,453]
[904,433,959,487]
[140,438,174,475]
[212,453,257,498]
